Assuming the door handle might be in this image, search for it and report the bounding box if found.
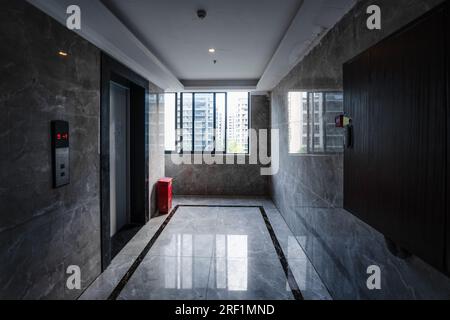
[345,119,353,149]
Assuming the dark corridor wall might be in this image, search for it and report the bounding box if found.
[0,0,101,299]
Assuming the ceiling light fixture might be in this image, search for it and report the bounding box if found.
[58,51,68,57]
[208,48,216,53]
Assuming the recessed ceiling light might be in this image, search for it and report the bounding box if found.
[58,51,68,57]
[208,48,216,53]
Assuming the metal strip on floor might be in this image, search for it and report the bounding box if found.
[259,206,304,300]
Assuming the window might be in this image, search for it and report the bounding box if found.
[164,92,249,154]
[288,91,344,154]
[182,93,193,152]
[226,92,249,154]
[215,93,226,152]
[194,93,214,152]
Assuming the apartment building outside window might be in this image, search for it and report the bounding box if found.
[288,91,344,154]
[165,92,250,154]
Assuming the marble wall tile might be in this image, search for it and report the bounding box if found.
[147,92,165,218]
[0,0,102,300]
[118,255,211,300]
[270,0,450,299]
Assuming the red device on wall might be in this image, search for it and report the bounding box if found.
[157,178,173,214]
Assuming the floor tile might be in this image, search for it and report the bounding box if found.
[212,233,278,259]
[265,208,332,300]
[287,258,332,300]
[79,254,134,300]
[148,233,215,258]
[217,208,268,234]
[118,256,211,300]
[206,257,294,300]
[163,207,219,235]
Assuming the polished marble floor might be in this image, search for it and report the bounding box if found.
[80,197,331,300]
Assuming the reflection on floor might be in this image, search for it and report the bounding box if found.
[80,197,331,300]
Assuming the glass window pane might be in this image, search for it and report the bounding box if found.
[310,92,324,153]
[182,93,193,152]
[324,92,344,153]
[227,92,249,154]
[216,93,226,152]
[288,92,308,154]
[194,93,214,152]
[288,91,343,154]
[176,94,181,152]
[164,93,176,151]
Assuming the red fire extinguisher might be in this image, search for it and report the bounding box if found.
[157,178,173,214]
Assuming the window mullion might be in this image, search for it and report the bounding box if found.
[307,93,310,154]
[323,92,327,153]
[174,93,177,153]
[225,92,228,154]
[312,92,316,154]
[248,92,250,155]
[192,93,195,153]
[180,93,183,154]
[213,93,216,154]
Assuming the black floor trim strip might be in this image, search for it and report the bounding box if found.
[180,204,260,208]
[259,206,304,301]
[107,205,180,300]
[107,204,304,301]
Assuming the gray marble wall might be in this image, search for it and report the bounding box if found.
[0,0,101,299]
[0,0,166,299]
[165,94,270,196]
[148,92,165,217]
[271,0,450,299]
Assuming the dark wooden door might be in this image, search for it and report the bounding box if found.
[344,6,447,273]
[446,2,450,275]
[343,52,370,223]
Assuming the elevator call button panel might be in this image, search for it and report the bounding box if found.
[51,120,70,188]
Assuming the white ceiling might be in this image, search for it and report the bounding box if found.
[28,0,356,91]
[101,0,304,82]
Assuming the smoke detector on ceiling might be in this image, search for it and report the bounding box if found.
[197,9,207,20]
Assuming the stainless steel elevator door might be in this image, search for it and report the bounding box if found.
[110,82,130,237]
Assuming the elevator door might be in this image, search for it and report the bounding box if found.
[110,82,130,237]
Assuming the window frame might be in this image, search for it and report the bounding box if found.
[165,91,251,155]
[288,90,344,155]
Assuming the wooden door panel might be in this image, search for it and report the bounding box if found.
[344,6,447,273]
[343,52,371,222]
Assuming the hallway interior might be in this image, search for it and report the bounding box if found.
[2,0,450,301]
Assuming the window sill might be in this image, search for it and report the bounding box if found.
[288,152,343,157]
[165,151,250,156]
